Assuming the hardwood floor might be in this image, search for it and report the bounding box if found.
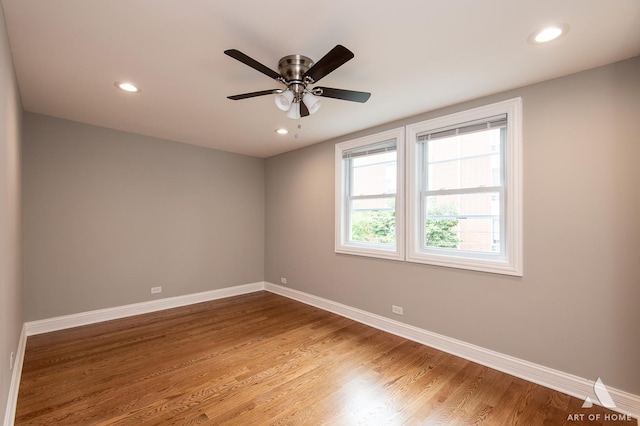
[15,291,636,425]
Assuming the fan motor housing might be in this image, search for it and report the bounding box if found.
[278,55,313,82]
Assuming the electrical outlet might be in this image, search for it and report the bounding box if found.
[151,286,162,294]
[10,352,14,370]
[392,305,404,315]
[280,277,287,285]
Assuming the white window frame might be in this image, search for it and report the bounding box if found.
[335,128,405,261]
[406,98,523,276]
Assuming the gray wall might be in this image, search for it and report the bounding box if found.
[265,57,640,395]
[0,1,22,420]
[22,113,265,321]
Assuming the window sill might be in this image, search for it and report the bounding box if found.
[335,244,404,262]
[406,251,522,276]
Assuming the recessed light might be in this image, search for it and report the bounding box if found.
[115,82,141,93]
[528,23,570,44]
[275,128,288,135]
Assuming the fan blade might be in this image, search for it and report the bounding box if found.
[227,89,280,100]
[300,101,310,117]
[314,87,371,103]
[302,45,354,83]
[224,49,281,81]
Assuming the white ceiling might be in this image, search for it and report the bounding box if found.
[2,0,639,158]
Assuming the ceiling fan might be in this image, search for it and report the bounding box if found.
[224,45,371,119]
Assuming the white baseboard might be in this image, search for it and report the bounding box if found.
[24,282,265,336]
[9,281,638,422]
[3,325,26,426]
[264,282,640,419]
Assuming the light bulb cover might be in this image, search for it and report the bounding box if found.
[528,23,570,45]
[115,82,140,93]
[285,102,301,119]
[275,90,294,111]
[535,27,562,43]
[302,93,322,115]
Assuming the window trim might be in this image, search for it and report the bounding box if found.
[406,98,523,276]
[335,127,405,260]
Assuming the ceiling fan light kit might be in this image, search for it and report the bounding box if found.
[285,102,301,119]
[302,92,321,114]
[275,89,294,111]
[224,45,371,120]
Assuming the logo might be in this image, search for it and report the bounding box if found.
[581,377,616,409]
[567,377,633,423]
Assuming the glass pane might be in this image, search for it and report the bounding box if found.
[352,151,397,196]
[425,193,500,253]
[350,198,395,245]
[426,128,501,191]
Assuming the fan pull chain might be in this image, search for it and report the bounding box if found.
[295,121,301,139]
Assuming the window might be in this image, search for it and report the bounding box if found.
[335,128,404,260]
[334,99,522,276]
[406,98,522,275]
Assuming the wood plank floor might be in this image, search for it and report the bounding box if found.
[15,291,636,425]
